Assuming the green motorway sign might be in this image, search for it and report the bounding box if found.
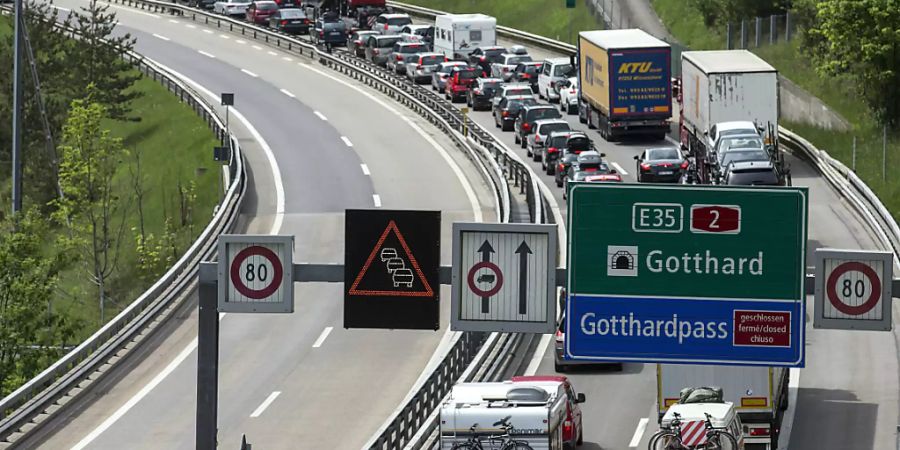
[567,183,808,299]
[563,183,809,366]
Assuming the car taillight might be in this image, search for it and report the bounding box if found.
[384,23,389,31]
[680,160,689,170]
[749,428,770,437]
[474,89,481,95]
[304,19,309,24]
[521,74,530,79]
[563,420,572,434]
[534,135,541,143]
[479,56,486,62]
[397,54,404,61]
[502,111,509,117]
[502,67,509,72]
[281,20,287,25]
[548,147,558,153]
[319,30,324,37]
[523,123,531,131]
[557,162,565,171]
[555,329,564,342]
[354,40,361,44]
[373,49,380,55]
[640,163,651,171]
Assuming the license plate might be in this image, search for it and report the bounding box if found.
[659,171,673,175]
[330,31,341,36]
[290,20,301,24]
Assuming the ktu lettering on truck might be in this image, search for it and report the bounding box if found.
[618,62,662,74]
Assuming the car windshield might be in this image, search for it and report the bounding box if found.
[539,123,570,135]
[387,17,412,26]
[553,64,574,77]
[505,88,532,97]
[528,108,561,121]
[567,137,591,152]
[399,45,424,53]
[279,9,304,18]
[257,2,277,10]
[378,37,401,47]
[440,63,465,73]
[719,137,764,152]
[420,55,443,65]
[721,149,770,166]
[647,148,680,160]
[507,55,533,65]
[729,168,779,185]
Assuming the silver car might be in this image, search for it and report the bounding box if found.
[491,83,533,109]
[405,52,446,83]
[386,41,428,74]
[213,0,249,16]
[374,13,412,35]
[491,53,533,81]
[527,119,571,161]
[431,61,468,92]
[365,35,402,67]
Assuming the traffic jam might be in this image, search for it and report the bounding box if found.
[202,0,794,448]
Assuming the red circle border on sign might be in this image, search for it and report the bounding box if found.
[467,261,503,297]
[230,246,284,300]
[826,261,881,315]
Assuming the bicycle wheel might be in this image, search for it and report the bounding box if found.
[648,431,680,450]
[705,431,739,450]
[504,442,533,450]
[451,442,481,450]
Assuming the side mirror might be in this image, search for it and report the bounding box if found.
[703,129,709,136]
[600,153,606,158]
[633,155,640,161]
[609,169,617,174]
[576,393,586,403]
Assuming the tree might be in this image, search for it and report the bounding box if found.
[688,0,790,27]
[53,91,130,325]
[0,208,80,397]
[801,0,900,126]
[68,0,142,121]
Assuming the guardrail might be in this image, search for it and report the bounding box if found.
[0,16,247,444]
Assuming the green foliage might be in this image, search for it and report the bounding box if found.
[0,209,81,397]
[53,91,130,325]
[68,0,142,121]
[687,0,789,26]
[799,0,900,126]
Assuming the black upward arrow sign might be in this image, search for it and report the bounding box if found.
[478,240,494,313]
[515,241,532,315]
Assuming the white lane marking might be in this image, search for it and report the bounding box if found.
[777,367,802,449]
[280,88,295,98]
[665,135,680,146]
[314,111,328,121]
[69,61,286,448]
[168,19,179,24]
[220,34,230,39]
[360,164,370,175]
[72,337,199,449]
[341,136,353,147]
[198,50,216,58]
[236,39,246,44]
[524,334,552,374]
[252,45,263,50]
[282,56,293,62]
[283,63,485,223]
[152,33,170,41]
[203,29,214,34]
[186,24,196,29]
[267,51,278,56]
[249,391,281,418]
[312,326,334,348]
[241,68,258,78]
[373,194,382,207]
[50,5,71,12]
[611,161,629,175]
[628,418,649,448]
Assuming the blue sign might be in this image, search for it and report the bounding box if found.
[609,49,671,116]
[565,295,803,366]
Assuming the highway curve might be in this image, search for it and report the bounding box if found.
[33,1,496,448]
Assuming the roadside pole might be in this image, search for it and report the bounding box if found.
[196,263,219,450]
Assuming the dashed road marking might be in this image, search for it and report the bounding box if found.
[372,194,382,207]
[241,69,258,77]
[314,111,327,121]
[152,33,170,41]
[198,50,216,58]
[280,88,295,98]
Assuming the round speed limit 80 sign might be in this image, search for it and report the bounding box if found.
[217,235,294,313]
[814,249,893,331]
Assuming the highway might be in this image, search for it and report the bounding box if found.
[33,2,900,450]
[35,1,496,448]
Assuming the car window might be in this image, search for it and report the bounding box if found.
[647,148,680,160]
[720,149,769,166]
[548,135,569,148]
[379,37,401,48]
[728,168,779,185]
[420,55,443,65]
[539,122,570,134]
[523,65,539,74]
[481,81,500,91]
[399,44,425,53]
[528,108,561,121]
[456,70,477,80]
[542,63,552,75]
[506,88,532,97]
[387,17,412,26]
[507,55,533,65]
[323,22,345,30]
[258,2,276,10]
[470,29,482,41]
[279,9,304,18]
[719,136,764,151]
[376,16,386,23]
[567,136,591,152]
[553,64,574,77]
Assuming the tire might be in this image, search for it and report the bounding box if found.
[450,443,479,450]
[520,139,526,149]
[525,145,532,157]
[649,431,678,450]
[556,176,563,187]
[515,134,520,144]
[532,150,541,162]
[707,431,739,450]
[495,118,501,128]
[509,443,534,450]
[577,427,583,446]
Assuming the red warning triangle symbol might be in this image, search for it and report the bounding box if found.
[348,220,434,297]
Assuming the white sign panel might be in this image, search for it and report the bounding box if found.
[217,235,294,313]
[814,248,892,331]
[451,223,557,333]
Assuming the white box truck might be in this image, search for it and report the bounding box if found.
[433,14,496,61]
[439,382,566,450]
[678,49,779,183]
[657,364,789,450]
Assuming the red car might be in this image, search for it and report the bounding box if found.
[444,67,477,103]
[246,0,278,25]
[511,375,586,448]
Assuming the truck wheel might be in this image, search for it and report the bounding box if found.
[554,361,567,373]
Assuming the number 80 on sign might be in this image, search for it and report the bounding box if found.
[217,235,294,313]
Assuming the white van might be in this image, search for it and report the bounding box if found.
[538,57,576,103]
[433,13,497,60]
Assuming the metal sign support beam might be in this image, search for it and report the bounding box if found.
[197,262,219,450]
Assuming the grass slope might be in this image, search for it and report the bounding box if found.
[398,0,603,44]
[652,0,900,219]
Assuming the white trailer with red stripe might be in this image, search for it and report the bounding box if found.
[439,382,566,450]
[657,365,788,449]
[661,402,746,449]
